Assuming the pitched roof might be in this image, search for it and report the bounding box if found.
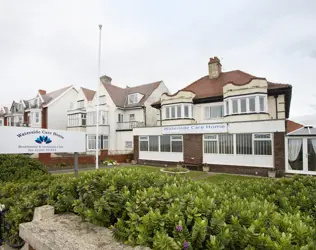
[102,80,161,107]
[287,120,304,133]
[81,87,95,101]
[40,86,72,105]
[180,70,290,99]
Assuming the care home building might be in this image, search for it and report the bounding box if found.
[67,75,169,153]
[133,57,292,177]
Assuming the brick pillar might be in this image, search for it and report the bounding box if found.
[42,108,48,129]
[274,132,285,177]
[133,136,139,162]
[183,134,203,165]
[4,117,7,126]
[24,112,28,125]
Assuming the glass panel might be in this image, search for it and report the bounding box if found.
[308,139,316,171]
[288,138,303,170]
[160,135,171,152]
[140,141,148,151]
[236,134,252,155]
[172,141,182,152]
[254,141,272,155]
[171,106,175,118]
[218,134,233,154]
[259,96,265,112]
[211,105,223,118]
[232,100,238,113]
[166,107,170,119]
[249,97,256,112]
[184,106,189,118]
[240,98,247,113]
[204,141,218,154]
[149,136,159,151]
[226,101,229,115]
[177,105,181,118]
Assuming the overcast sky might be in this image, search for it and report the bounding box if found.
[1,0,316,119]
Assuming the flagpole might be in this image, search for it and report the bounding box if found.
[96,24,102,170]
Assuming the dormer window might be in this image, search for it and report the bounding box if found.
[128,94,138,104]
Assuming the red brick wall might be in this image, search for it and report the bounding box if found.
[4,117,7,126]
[274,132,285,177]
[183,134,203,165]
[38,150,133,165]
[42,108,48,129]
[133,136,139,161]
[24,112,28,124]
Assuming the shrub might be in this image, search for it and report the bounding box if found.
[1,168,316,249]
[0,154,48,182]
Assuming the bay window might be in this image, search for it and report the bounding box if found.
[68,113,87,127]
[164,104,193,120]
[225,94,267,116]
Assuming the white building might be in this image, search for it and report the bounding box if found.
[133,57,293,177]
[67,75,169,153]
[0,106,8,126]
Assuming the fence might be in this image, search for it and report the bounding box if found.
[0,210,25,248]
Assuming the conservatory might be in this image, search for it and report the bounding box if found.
[286,125,316,175]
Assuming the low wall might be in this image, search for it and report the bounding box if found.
[38,151,133,165]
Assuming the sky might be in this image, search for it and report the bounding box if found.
[1,0,316,121]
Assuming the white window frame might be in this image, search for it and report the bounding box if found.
[128,94,138,104]
[35,112,40,123]
[86,134,108,151]
[204,104,224,120]
[139,136,149,151]
[99,95,106,105]
[164,104,193,120]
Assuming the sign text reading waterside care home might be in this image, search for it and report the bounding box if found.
[162,123,228,134]
[0,127,85,154]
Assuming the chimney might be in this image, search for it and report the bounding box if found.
[38,89,46,95]
[208,57,222,79]
[100,75,112,84]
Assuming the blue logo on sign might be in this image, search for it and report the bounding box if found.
[35,135,52,144]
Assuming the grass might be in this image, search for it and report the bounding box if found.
[52,165,258,183]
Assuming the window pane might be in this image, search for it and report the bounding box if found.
[259,96,265,112]
[254,141,272,155]
[240,98,247,113]
[226,101,229,115]
[140,141,148,151]
[177,105,181,118]
[249,97,256,112]
[211,105,223,118]
[204,141,218,154]
[166,107,170,119]
[171,135,182,140]
[160,135,171,152]
[149,136,159,151]
[204,107,210,119]
[236,134,252,155]
[171,106,175,118]
[184,106,189,118]
[103,136,109,149]
[288,139,303,170]
[204,134,217,140]
[172,141,182,152]
[140,136,148,140]
[218,134,233,154]
[232,100,238,113]
[254,134,271,139]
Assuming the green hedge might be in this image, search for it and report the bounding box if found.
[1,169,316,249]
[0,154,48,182]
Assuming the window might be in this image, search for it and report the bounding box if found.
[254,134,272,155]
[149,136,159,151]
[129,114,135,121]
[0,119,2,126]
[205,106,223,119]
[140,136,149,151]
[100,111,108,125]
[232,100,238,114]
[171,106,176,118]
[118,114,123,123]
[77,100,84,108]
[204,135,218,154]
[240,98,247,113]
[86,111,108,125]
[99,95,106,105]
[128,94,138,104]
[177,105,181,117]
[166,108,170,119]
[219,134,234,154]
[125,141,133,149]
[160,135,171,152]
[171,135,183,152]
[28,113,32,124]
[81,114,86,126]
[249,97,256,112]
[184,105,189,118]
[236,134,252,155]
[35,112,39,123]
[68,114,80,127]
[259,96,265,112]
[225,101,229,115]
[18,115,23,123]
[86,135,108,151]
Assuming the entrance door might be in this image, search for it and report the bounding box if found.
[287,137,316,174]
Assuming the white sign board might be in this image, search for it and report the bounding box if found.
[0,127,86,154]
[162,123,228,134]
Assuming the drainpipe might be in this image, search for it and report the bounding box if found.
[274,95,278,119]
[143,106,147,127]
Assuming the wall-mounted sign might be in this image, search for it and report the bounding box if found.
[0,127,86,154]
[162,123,228,134]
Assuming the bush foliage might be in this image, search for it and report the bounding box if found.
[1,167,316,249]
[0,154,48,182]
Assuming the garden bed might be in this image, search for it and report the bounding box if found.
[160,167,190,175]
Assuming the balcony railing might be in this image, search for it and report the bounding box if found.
[117,121,144,130]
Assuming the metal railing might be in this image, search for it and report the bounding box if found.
[117,121,144,130]
[0,210,25,248]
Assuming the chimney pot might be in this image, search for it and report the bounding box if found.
[208,56,222,79]
[38,89,46,95]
